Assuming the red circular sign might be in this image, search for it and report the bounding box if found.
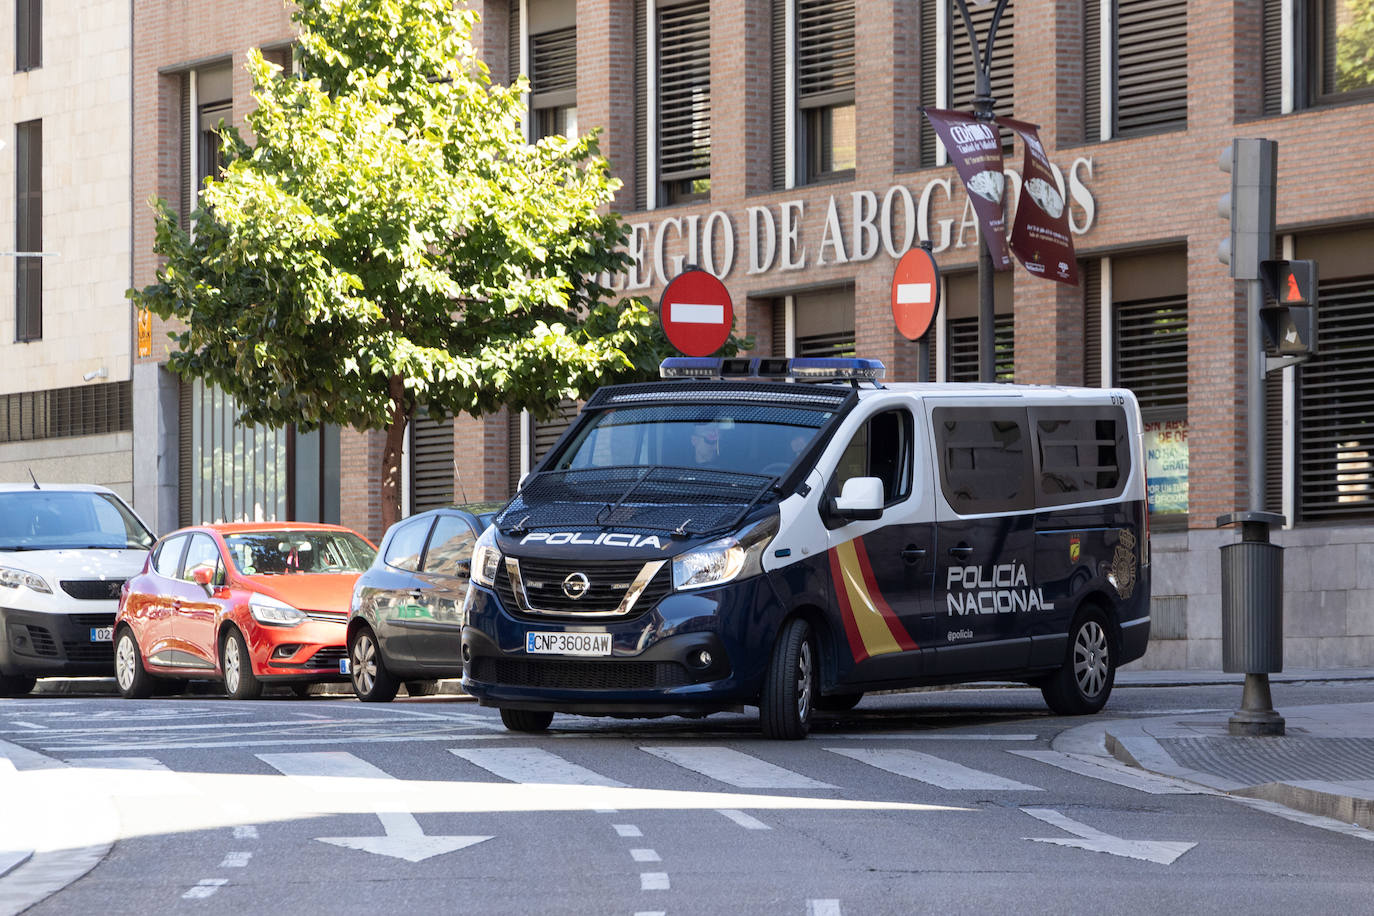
[891,247,941,341]
[659,269,734,357]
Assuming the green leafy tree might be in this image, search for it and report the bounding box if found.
[132,0,737,530]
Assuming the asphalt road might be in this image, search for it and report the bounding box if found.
[3,681,1373,915]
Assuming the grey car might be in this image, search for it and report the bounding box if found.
[345,503,499,701]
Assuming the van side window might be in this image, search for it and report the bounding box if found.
[836,409,913,505]
[1032,407,1130,505]
[933,407,1033,514]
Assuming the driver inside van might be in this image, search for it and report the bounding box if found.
[691,424,721,466]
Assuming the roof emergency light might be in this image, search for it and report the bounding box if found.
[660,357,886,382]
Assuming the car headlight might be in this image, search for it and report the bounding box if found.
[0,566,52,594]
[672,515,779,591]
[248,594,307,627]
[471,527,501,588]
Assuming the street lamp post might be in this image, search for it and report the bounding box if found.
[953,0,1011,383]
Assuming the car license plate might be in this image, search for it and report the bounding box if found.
[339,658,350,675]
[526,631,611,657]
[90,627,113,642]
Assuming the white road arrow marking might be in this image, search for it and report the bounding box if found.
[1021,807,1195,865]
[259,751,492,862]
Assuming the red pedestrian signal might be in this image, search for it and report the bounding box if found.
[1285,273,1301,302]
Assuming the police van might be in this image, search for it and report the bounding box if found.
[462,358,1150,739]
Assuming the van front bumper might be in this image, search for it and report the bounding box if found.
[0,606,117,677]
[461,577,779,716]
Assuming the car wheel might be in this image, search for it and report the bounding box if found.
[349,627,399,703]
[114,628,154,699]
[1041,607,1116,716]
[404,679,440,697]
[500,708,554,733]
[760,617,815,740]
[0,673,37,698]
[814,692,863,713]
[220,629,263,700]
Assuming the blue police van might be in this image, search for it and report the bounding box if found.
[461,358,1151,738]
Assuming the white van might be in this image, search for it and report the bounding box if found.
[0,483,156,696]
[462,358,1151,738]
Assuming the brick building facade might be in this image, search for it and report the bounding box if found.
[118,0,1374,668]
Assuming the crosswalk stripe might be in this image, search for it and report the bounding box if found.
[60,756,200,797]
[717,809,771,830]
[640,746,834,789]
[257,751,403,793]
[1010,750,1199,795]
[808,900,842,916]
[824,747,1040,791]
[450,747,626,787]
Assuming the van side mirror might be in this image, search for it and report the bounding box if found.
[829,477,884,521]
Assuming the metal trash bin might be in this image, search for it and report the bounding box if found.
[1219,512,1284,674]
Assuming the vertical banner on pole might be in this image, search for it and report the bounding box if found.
[997,116,1079,287]
[922,107,1012,270]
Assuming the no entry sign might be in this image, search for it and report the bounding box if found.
[891,246,941,341]
[660,268,733,357]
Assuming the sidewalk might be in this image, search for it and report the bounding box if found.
[1105,667,1374,831]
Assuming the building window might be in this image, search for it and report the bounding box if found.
[0,381,132,444]
[946,315,1015,382]
[531,25,577,140]
[1311,0,1374,104]
[1083,0,1186,141]
[15,119,41,342]
[1115,295,1188,525]
[658,0,711,204]
[797,0,855,183]
[180,64,232,226]
[1297,275,1374,520]
[920,0,1016,167]
[16,0,40,71]
[410,409,455,514]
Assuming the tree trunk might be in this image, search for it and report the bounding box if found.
[380,376,409,533]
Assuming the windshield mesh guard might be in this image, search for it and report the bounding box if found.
[496,466,776,538]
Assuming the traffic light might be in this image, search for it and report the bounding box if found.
[1258,259,1319,356]
[1217,139,1277,281]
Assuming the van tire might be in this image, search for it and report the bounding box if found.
[760,617,815,740]
[114,628,153,699]
[349,626,399,703]
[221,629,263,700]
[0,673,36,697]
[500,708,554,733]
[404,679,440,697]
[814,692,863,713]
[1041,608,1115,715]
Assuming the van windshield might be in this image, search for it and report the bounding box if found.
[0,491,155,551]
[550,405,828,478]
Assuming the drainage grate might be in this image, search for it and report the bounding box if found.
[1160,736,1374,784]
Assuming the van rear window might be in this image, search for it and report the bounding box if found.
[1032,407,1129,505]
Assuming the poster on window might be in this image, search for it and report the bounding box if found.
[1143,419,1188,515]
[996,116,1079,287]
[921,107,1012,270]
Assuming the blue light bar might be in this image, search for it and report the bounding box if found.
[660,357,886,381]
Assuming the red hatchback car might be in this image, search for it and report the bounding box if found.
[114,523,376,699]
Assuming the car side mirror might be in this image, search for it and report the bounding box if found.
[192,566,215,593]
[829,477,884,521]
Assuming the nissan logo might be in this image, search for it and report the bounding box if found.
[562,572,590,600]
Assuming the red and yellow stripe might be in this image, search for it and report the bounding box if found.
[828,537,919,663]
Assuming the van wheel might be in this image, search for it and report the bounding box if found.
[760,618,815,740]
[814,692,863,713]
[349,627,399,702]
[114,628,153,699]
[405,679,440,697]
[0,673,37,698]
[221,629,263,700]
[1041,608,1115,715]
[500,708,554,733]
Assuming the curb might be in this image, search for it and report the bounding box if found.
[31,678,476,700]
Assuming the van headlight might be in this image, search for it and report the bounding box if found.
[471,527,501,587]
[0,566,52,594]
[248,594,307,627]
[672,515,779,591]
